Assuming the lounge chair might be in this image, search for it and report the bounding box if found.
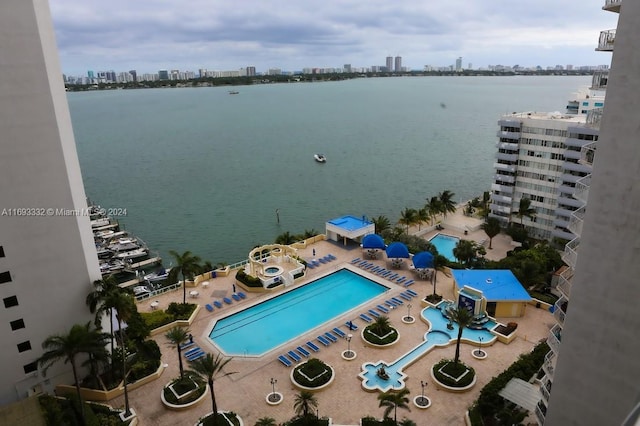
[306,341,320,352]
[328,254,336,260]
[397,276,406,284]
[377,304,390,313]
[184,347,201,357]
[307,262,315,269]
[213,300,223,309]
[318,258,327,264]
[371,266,380,273]
[205,303,214,312]
[296,346,311,357]
[406,289,418,297]
[333,327,346,338]
[232,293,241,301]
[323,255,332,262]
[180,341,195,350]
[324,332,338,343]
[287,350,301,362]
[359,313,373,323]
[399,293,412,301]
[223,297,233,304]
[187,351,205,361]
[388,273,399,280]
[278,355,292,367]
[237,292,246,299]
[312,260,321,267]
[351,257,361,264]
[317,335,331,346]
[346,321,358,331]
[385,301,396,309]
[368,309,381,318]
[404,280,415,287]
[391,297,404,305]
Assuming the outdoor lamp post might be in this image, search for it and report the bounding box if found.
[478,336,483,354]
[407,303,412,320]
[421,380,426,400]
[346,334,353,357]
[270,378,277,397]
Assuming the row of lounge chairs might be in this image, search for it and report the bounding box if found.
[358,289,419,323]
[183,345,205,362]
[278,321,358,367]
[307,254,337,269]
[205,292,247,312]
[351,258,415,287]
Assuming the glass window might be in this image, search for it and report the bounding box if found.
[10,319,25,330]
[17,341,31,353]
[3,296,18,308]
[23,362,37,374]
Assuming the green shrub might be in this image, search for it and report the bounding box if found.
[361,417,395,426]
[432,359,476,387]
[140,310,173,330]
[163,375,206,405]
[530,291,558,305]
[292,358,332,387]
[166,302,196,319]
[235,269,262,287]
[363,325,398,345]
[200,411,241,426]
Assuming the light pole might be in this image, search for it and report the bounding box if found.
[270,377,277,397]
[477,336,483,355]
[346,334,353,357]
[419,380,428,406]
[406,303,412,320]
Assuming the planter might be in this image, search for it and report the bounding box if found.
[195,411,244,426]
[471,349,488,360]
[401,315,415,324]
[265,392,283,405]
[413,395,431,409]
[341,350,357,361]
[361,326,400,348]
[161,379,209,411]
[430,362,476,393]
[290,360,335,392]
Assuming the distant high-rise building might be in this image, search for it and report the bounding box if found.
[385,56,393,72]
[456,57,462,71]
[344,64,352,73]
[246,66,256,76]
[394,56,402,72]
[158,70,169,80]
[128,70,137,82]
[87,70,94,79]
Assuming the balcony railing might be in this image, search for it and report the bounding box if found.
[496,141,519,151]
[496,152,518,162]
[491,193,512,204]
[596,29,616,51]
[562,237,580,268]
[574,175,591,203]
[536,403,546,424]
[603,0,622,13]
[491,183,513,195]
[543,351,556,379]
[548,324,563,354]
[568,206,585,236]
[553,296,568,325]
[557,267,573,298]
[494,173,515,184]
[591,70,609,90]
[494,162,516,173]
[580,142,596,166]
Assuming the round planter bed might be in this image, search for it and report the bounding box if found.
[161,377,208,411]
[413,395,431,409]
[266,391,283,405]
[430,360,476,393]
[361,325,400,348]
[290,358,335,392]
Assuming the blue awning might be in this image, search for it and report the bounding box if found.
[412,251,434,269]
[386,242,410,259]
[362,234,386,249]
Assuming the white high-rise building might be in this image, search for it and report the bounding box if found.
[0,0,101,404]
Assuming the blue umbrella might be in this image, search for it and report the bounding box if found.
[385,242,410,259]
[412,251,434,269]
[362,234,386,249]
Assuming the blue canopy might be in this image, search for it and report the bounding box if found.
[386,242,410,259]
[412,251,434,269]
[362,234,386,249]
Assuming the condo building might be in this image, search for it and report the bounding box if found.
[0,0,101,404]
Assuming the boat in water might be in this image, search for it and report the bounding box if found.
[229,90,239,95]
[143,268,170,283]
[314,154,327,163]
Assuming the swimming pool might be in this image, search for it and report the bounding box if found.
[429,233,460,262]
[208,269,388,356]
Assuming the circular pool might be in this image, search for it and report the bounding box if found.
[263,266,283,277]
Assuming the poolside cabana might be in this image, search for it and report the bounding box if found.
[325,215,375,246]
[411,251,434,279]
[361,233,386,259]
[450,269,532,318]
[246,244,305,287]
[385,242,410,268]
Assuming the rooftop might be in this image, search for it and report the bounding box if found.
[451,269,532,302]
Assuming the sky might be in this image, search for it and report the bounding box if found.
[49,0,619,76]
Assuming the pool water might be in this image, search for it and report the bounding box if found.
[209,269,387,356]
[429,233,460,262]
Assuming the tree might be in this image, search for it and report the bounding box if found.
[293,390,318,418]
[112,291,137,417]
[378,388,411,424]
[438,190,457,219]
[38,322,109,425]
[168,250,202,304]
[254,417,277,426]
[275,231,296,245]
[453,240,485,266]
[426,196,442,225]
[398,419,417,426]
[512,197,536,226]
[415,207,429,231]
[430,254,450,299]
[398,207,417,234]
[371,215,391,234]
[449,306,474,365]
[481,217,502,249]
[165,326,190,379]
[86,276,120,363]
[189,353,236,425]
[372,315,391,336]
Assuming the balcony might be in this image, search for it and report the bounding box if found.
[557,195,583,209]
[491,204,512,215]
[563,161,592,174]
[494,173,515,184]
[542,351,556,379]
[496,141,519,151]
[491,193,512,204]
[591,70,609,90]
[562,237,580,268]
[557,268,573,298]
[603,0,622,13]
[494,162,516,173]
[568,206,585,236]
[574,175,591,203]
[540,380,552,402]
[596,29,616,51]
[553,296,568,325]
[548,324,563,354]
[552,228,575,242]
[536,402,547,424]
[491,183,513,195]
[580,142,596,166]
[497,131,521,141]
[496,152,518,162]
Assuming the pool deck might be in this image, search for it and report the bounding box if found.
[118,210,554,425]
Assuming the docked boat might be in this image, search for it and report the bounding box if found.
[114,248,148,260]
[314,154,327,163]
[143,268,170,283]
[108,237,140,252]
[229,90,239,95]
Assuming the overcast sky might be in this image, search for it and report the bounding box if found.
[49,0,618,76]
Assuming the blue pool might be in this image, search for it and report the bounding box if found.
[429,233,460,262]
[209,269,388,356]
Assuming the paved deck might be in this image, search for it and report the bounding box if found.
[113,212,554,426]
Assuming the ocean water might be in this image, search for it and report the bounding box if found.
[68,75,590,264]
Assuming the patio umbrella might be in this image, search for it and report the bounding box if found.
[361,234,386,249]
[412,251,434,269]
[385,242,410,259]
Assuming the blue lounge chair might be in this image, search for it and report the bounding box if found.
[382,271,393,277]
[187,351,205,361]
[205,303,214,312]
[333,327,346,338]
[327,254,336,260]
[371,266,380,273]
[306,341,320,352]
[312,260,321,267]
[388,273,399,280]
[223,297,233,304]
[180,341,195,350]
[368,309,381,318]
[232,293,241,301]
[307,262,315,269]
[358,260,368,266]
[278,355,292,367]
[213,300,223,308]
[399,292,412,301]
[351,257,361,264]
[385,300,395,309]
[318,258,327,264]
[324,332,338,343]
[377,304,390,313]
[346,321,358,330]
[184,347,201,357]
[397,276,407,284]
[404,280,415,287]
[392,297,404,305]
[238,292,246,299]
[317,335,331,346]
[406,289,418,297]
[296,346,311,357]
[359,313,373,323]
[323,255,332,262]
[287,350,301,362]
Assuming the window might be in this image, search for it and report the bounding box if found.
[0,246,4,257]
[17,341,32,353]
[10,319,25,330]
[0,271,11,284]
[594,102,604,107]
[582,101,589,106]
[3,296,18,308]
[23,362,38,374]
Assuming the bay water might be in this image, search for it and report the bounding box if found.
[68,75,590,265]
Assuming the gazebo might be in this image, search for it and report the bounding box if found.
[411,251,434,280]
[361,234,386,259]
[385,242,410,268]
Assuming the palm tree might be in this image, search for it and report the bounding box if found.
[112,291,137,417]
[438,190,457,219]
[165,326,190,379]
[398,207,417,234]
[415,207,429,231]
[189,353,236,425]
[426,197,442,225]
[371,215,391,234]
[378,388,411,424]
[86,276,120,362]
[449,306,474,365]
[168,250,202,304]
[254,417,277,426]
[481,217,502,249]
[398,419,417,426]
[275,231,296,245]
[453,240,481,265]
[38,322,110,425]
[512,197,536,226]
[372,315,391,336]
[293,390,318,418]
[430,254,450,299]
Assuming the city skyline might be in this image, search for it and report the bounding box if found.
[50,0,618,76]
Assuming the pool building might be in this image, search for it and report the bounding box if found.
[325,215,375,246]
[451,269,531,318]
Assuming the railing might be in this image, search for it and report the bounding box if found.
[490,183,513,195]
[580,142,596,166]
[574,175,591,203]
[548,324,563,354]
[562,237,580,268]
[494,162,516,173]
[597,29,616,51]
[568,206,585,236]
[591,70,609,90]
[553,296,568,325]
[557,267,573,298]
[135,281,182,301]
[603,0,622,12]
[540,383,551,402]
[494,173,515,184]
[543,351,556,379]
[535,402,547,424]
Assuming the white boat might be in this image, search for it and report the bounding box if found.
[114,248,148,260]
[109,237,140,252]
[144,268,170,283]
[314,154,327,163]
